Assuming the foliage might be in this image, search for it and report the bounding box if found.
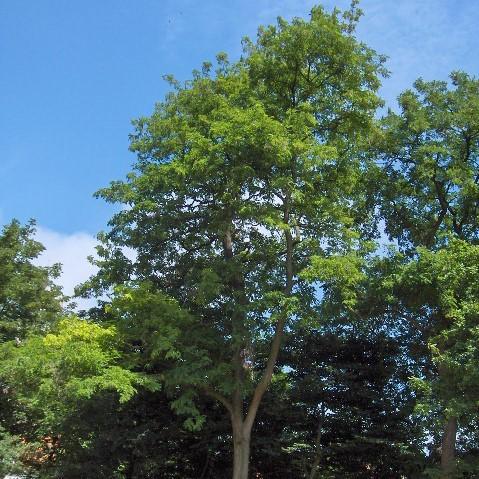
[285,330,426,478]
[0,220,63,342]
[380,72,479,250]
[0,317,154,477]
[378,70,479,475]
[0,426,29,477]
[400,241,479,429]
[0,220,65,478]
[75,4,386,477]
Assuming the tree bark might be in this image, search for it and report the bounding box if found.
[222,192,295,479]
[232,415,251,479]
[223,221,252,479]
[309,404,325,479]
[440,416,457,478]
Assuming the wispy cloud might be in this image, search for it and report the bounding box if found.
[354,0,479,105]
[240,0,479,106]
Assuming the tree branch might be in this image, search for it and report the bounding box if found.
[201,384,233,414]
[243,194,294,434]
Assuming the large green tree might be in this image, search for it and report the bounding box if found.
[380,72,479,476]
[79,4,385,478]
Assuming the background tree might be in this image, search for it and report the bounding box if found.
[0,220,63,342]
[380,72,479,251]
[0,220,64,477]
[399,241,479,478]
[0,317,152,478]
[379,72,479,476]
[280,243,429,478]
[282,328,426,478]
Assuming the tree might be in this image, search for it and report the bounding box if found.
[380,72,479,251]
[0,220,63,342]
[0,222,151,477]
[282,327,427,477]
[0,425,29,478]
[79,4,386,478]
[380,72,479,476]
[399,241,479,478]
[0,220,64,477]
[281,240,429,478]
[0,317,152,478]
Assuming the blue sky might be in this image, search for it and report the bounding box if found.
[1,0,478,297]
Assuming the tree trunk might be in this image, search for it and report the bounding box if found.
[441,416,457,478]
[221,193,294,479]
[309,404,325,479]
[232,417,251,479]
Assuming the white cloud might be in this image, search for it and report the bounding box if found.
[353,0,479,106]
[34,226,99,310]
